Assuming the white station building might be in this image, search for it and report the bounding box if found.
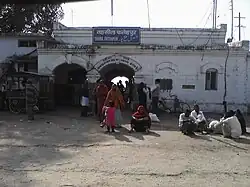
[37,22,250,112]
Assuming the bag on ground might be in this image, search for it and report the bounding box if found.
[149,113,160,123]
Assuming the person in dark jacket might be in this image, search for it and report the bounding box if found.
[137,82,147,110]
[235,109,247,135]
[151,79,160,115]
[26,79,38,121]
[80,81,89,117]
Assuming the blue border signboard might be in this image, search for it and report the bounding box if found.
[92,27,141,45]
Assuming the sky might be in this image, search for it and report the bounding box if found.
[61,0,250,41]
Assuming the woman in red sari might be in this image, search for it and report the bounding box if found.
[129,105,151,133]
[96,80,109,122]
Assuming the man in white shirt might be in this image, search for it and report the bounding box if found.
[220,110,242,139]
[179,109,197,135]
[190,104,207,133]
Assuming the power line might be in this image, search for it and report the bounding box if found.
[175,11,212,46]
[234,12,246,41]
[197,2,212,27]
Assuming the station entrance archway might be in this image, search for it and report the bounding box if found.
[53,63,87,106]
[99,63,135,89]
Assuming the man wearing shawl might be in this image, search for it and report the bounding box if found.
[129,105,151,133]
[96,80,109,122]
[104,84,125,128]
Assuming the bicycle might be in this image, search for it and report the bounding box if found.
[148,91,191,114]
[8,97,39,114]
[158,97,190,113]
[8,86,39,114]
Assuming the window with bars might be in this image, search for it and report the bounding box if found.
[205,68,218,90]
[18,40,37,47]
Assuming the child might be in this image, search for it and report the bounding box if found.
[100,101,116,132]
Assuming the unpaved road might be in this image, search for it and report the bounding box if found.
[0,110,250,187]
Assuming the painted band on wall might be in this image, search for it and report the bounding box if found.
[95,55,141,72]
[92,27,141,44]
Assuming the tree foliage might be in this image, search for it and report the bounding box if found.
[0,4,64,35]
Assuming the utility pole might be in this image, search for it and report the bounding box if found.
[212,0,217,29]
[229,0,234,39]
[146,0,151,29]
[234,12,246,41]
[71,9,74,27]
[111,0,114,26]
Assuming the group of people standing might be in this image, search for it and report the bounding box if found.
[179,104,247,139]
[89,78,159,133]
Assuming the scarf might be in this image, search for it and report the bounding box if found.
[105,88,124,108]
[132,105,148,119]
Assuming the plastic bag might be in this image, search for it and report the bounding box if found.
[149,113,160,123]
[81,96,89,106]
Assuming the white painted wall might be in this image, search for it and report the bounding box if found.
[0,37,36,62]
[38,48,249,112]
[52,23,227,46]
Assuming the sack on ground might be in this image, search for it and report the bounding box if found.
[149,113,160,123]
[81,96,89,106]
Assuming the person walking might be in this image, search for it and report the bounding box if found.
[151,79,160,116]
[105,84,125,128]
[25,79,38,121]
[96,80,109,122]
[130,78,139,112]
[137,82,148,110]
[80,81,89,117]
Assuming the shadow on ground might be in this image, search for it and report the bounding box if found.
[106,126,161,142]
[0,108,111,187]
[0,108,249,186]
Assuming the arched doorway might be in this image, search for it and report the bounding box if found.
[53,63,87,106]
[95,54,141,88]
[99,63,135,89]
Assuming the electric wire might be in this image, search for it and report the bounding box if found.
[175,9,212,47]
[197,1,213,27]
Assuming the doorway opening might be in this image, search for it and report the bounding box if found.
[111,76,129,87]
[53,63,86,106]
[100,63,135,89]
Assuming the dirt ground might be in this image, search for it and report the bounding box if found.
[0,108,250,187]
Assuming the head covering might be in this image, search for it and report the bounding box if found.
[105,84,124,108]
[132,105,148,119]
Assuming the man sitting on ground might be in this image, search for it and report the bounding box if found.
[179,109,196,135]
[191,104,207,133]
[220,110,242,139]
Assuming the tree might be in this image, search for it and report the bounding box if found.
[0,4,64,35]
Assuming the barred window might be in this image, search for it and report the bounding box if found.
[18,40,37,47]
[205,68,218,90]
[159,79,173,91]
